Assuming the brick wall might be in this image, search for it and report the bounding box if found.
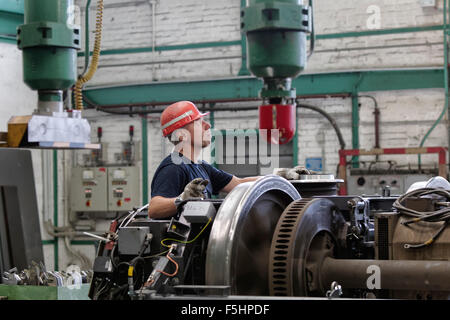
[74,0,448,180]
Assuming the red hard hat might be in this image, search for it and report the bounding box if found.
[160,101,209,137]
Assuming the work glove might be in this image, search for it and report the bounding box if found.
[274,166,313,180]
[178,178,209,201]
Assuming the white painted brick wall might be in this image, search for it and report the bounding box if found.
[77,0,449,180]
[74,0,447,85]
[0,44,37,130]
[75,0,242,85]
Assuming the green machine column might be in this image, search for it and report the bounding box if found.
[241,0,312,102]
[241,0,313,145]
[17,0,80,113]
[9,0,95,149]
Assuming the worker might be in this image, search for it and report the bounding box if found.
[148,101,261,219]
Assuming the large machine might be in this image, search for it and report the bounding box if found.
[88,175,450,300]
[6,0,101,149]
[241,0,314,145]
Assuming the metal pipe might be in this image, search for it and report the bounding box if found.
[86,94,349,111]
[83,55,243,69]
[314,42,443,54]
[307,0,315,59]
[53,150,59,270]
[358,95,380,150]
[96,105,258,115]
[321,257,450,291]
[374,107,380,149]
[149,0,157,80]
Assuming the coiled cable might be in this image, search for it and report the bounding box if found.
[393,187,450,249]
[74,0,104,110]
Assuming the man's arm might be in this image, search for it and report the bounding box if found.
[220,176,262,193]
[148,178,210,219]
[148,196,177,219]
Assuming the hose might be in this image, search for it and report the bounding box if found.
[296,101,346,150]
[64,236,92,271]
[74,0,104,110]
[307,0,315,59]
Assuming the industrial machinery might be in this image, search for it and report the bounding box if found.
[6,0,100,149]
[241,0,314,145]
[338,147,448,196]
[347,171,434,196]
[88,174,450,300]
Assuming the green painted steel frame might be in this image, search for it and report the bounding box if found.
[84,69,445,106]
[0,0,24,42]
[84,68,444,174]
[0,10,23,43]
[0,0,24,14]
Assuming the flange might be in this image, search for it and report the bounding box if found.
[205,175,301,295]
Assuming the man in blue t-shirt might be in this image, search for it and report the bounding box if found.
[148,101,261,219]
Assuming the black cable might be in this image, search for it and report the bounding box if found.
[404,221,448,249]
[393,187,450,249]
[296,102,346,150]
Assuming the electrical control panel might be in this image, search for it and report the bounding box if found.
[108,166,140,211]
[70,167,108,212]
[70,166,140,213]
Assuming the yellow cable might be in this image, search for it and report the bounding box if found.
[161,218,212,248]
[127,266,134,277]
[74,0,104,110]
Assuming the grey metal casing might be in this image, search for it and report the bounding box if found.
[182,201,217,224]
[117,227,151,256]
[0,149,44,271]
[107,166,140,211]
[70,166,140,213]
[70,167,108,211]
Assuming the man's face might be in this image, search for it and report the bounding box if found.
[182,118,211,148]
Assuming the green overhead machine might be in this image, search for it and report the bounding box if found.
[241,0,314,144]
[18,0,79,93]
[241,0,314,101]
[8,0,96,149]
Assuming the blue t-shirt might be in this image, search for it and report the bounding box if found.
[150,152,233,199]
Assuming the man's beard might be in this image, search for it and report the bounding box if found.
[202,139,211,148]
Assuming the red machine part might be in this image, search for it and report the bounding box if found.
[259,104,296,145]
[105,220,119,251]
